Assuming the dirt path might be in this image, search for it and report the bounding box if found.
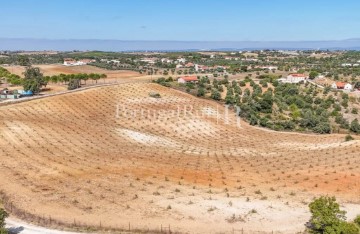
[6,218,85,234]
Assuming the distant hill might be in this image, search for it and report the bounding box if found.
[1,38,360,51]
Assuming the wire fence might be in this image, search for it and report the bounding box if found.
[1,192,303,234]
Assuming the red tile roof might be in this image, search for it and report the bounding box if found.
[336,82,346,88]
[289,73,306,77]
[181,76,198,81]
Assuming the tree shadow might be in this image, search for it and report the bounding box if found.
[7,226,25,234]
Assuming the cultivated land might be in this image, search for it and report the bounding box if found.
[0,83,360,233]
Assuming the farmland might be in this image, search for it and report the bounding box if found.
[3,64,142,80]
[0,82,359,233]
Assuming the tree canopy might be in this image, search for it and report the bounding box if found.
[22,67,47,93]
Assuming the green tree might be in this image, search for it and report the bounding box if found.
[350,119,360,133]
[197,87,205,97]
[67,79,81,90]
[309,71,319,80]
[308,196,358,234]
[18,55,30,66]
[210,89,221,101]
[22,67,47,94]
[354,215,360,226]
[100,73,107,83]
[0,208,8,234]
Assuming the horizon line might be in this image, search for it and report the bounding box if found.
[1,37,360,43]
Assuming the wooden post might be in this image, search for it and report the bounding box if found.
[161,224,162,233]
[129,222,130,231]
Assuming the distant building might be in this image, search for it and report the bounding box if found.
[63,58,94,66]
[176,58,186,64]
[140,58,156,64]
[261,66,278,70]
[161,58,173,63]
[178,76,198,84]
[279,74,307,84]
[0,88,21,99]
[331,82,352,91]
[63,58,77,66]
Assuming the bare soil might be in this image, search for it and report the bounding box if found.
[0,83,359,233]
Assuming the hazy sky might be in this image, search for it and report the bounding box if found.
[1,0,360,41]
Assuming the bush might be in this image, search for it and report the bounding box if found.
[197,87,205,97]
[0,209,8,232]
[210,89,221,101]
[307,196,358,234]
[149,92,161,98]
[345,134,354,141]
[350,119,360,133]
[354,215,360,226]
[67,79,81,90]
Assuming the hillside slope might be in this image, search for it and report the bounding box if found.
[0,83,359,233]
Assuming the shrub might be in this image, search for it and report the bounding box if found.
[0,209,8,233]
[345,135,354,142]
[350,119,360,133]
[68,79,81,90]
[149,92,161,98]
[354,215,360,226]
[307,196,358,234]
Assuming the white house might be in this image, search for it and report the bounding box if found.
[345,83,353,91]
[140,58,156,64]
[63,58,77,66]
[195,64,199,72]
[176,58,186,64]
[63,58,94,66]
[261,66,278,70]
[161,58,173,63]
[331,82,353,91]
[279,74,307,84]
[178,76,198,84]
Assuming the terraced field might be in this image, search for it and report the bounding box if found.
[0,83,359,233]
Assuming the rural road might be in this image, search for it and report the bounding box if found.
[6,218,85,234]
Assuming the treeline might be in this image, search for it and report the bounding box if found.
[1,67,107,93]
[43,73,107,85]
[0,67,22,85]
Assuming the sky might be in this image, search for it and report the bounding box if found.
[1,0,360,41]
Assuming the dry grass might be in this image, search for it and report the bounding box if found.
[0,83,359,233]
